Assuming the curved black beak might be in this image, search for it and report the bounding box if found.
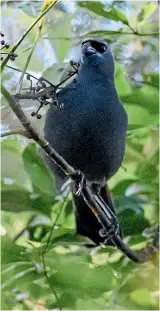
[82,42,96,56]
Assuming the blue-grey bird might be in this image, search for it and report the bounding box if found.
[43,39,128,244]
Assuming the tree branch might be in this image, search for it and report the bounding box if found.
[14,86,54,100]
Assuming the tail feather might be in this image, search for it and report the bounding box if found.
[72,184,118,245]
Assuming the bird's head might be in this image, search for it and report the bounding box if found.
[81,39,115,78]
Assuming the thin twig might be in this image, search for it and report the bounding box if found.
[43,192,70,254]
[1,129,31,138]
[42,31,159,40]
[14,86,54,100]
[6,65,55,86]
[41,252,61,310]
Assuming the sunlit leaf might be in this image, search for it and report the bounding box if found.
[78,1,129,25]
[1,139,23,153]
[136,2,157,23]
[41,0,57,12]
[82,29,124,38]
[1,139,31,189]
[1,237,29,265]
[124,104,158,126]
[48,253,115,298]
[22,143,55,197]
[115,64,132,96]
[121,85,159,115]
[139,21,159,35]
[47,14,71,62]
[143,73,159,89]
[1,180,54,215]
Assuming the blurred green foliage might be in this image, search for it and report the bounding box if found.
[1,0,159,310]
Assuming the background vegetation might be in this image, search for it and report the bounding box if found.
[1,0,159,310]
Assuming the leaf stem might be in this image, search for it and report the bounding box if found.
[0,129,31,138]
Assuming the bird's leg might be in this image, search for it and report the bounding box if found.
[100,222,120,244]
[90,177,106,194]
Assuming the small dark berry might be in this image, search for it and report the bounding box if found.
[10,55,15,61]
[26,74,30,80]
[1,56,4,61]
[37,114,42,119]
[31,112,36,117]
[53,100,58,106]
[5,44,9,49]
[44,101,49,105]
[1,40,5,45]
[0,32,4,37]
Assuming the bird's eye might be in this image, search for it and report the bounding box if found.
[90,41,107,54]
[100,45,107,53]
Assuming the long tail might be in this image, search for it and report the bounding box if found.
[72,184,118,245]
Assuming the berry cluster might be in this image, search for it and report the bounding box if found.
[0,32,18,61]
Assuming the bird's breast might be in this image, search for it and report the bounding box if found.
[45,83,127,181]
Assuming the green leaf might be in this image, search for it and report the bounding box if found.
[1,139,23,153]
[112,179,136,196]
[136,2,157,23]
[48,15,71,62]
[1,181,53,215]
[131,288,157,309]
[121,85,159,115]
[78,1,129,25]
[1,237,29,265]
[127,125,149,130]
[1,183,34,213]
[143,73,159,89]
[1,139,31,188]
[124,104,158,126]
[119,208,150,235]
[42,227,84,245]
[76,298,106,310]
[82,29,124,39]
[115,64,132,96]
[48,253,114,298]
[103,7,129,25]
[115,196,150,235]
[22,143,55,197]
[136,162,158,184]
[139,21,159,35]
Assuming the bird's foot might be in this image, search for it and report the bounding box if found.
[99,223,120,244]
[76,173,86,196]
[71,170,86,196]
